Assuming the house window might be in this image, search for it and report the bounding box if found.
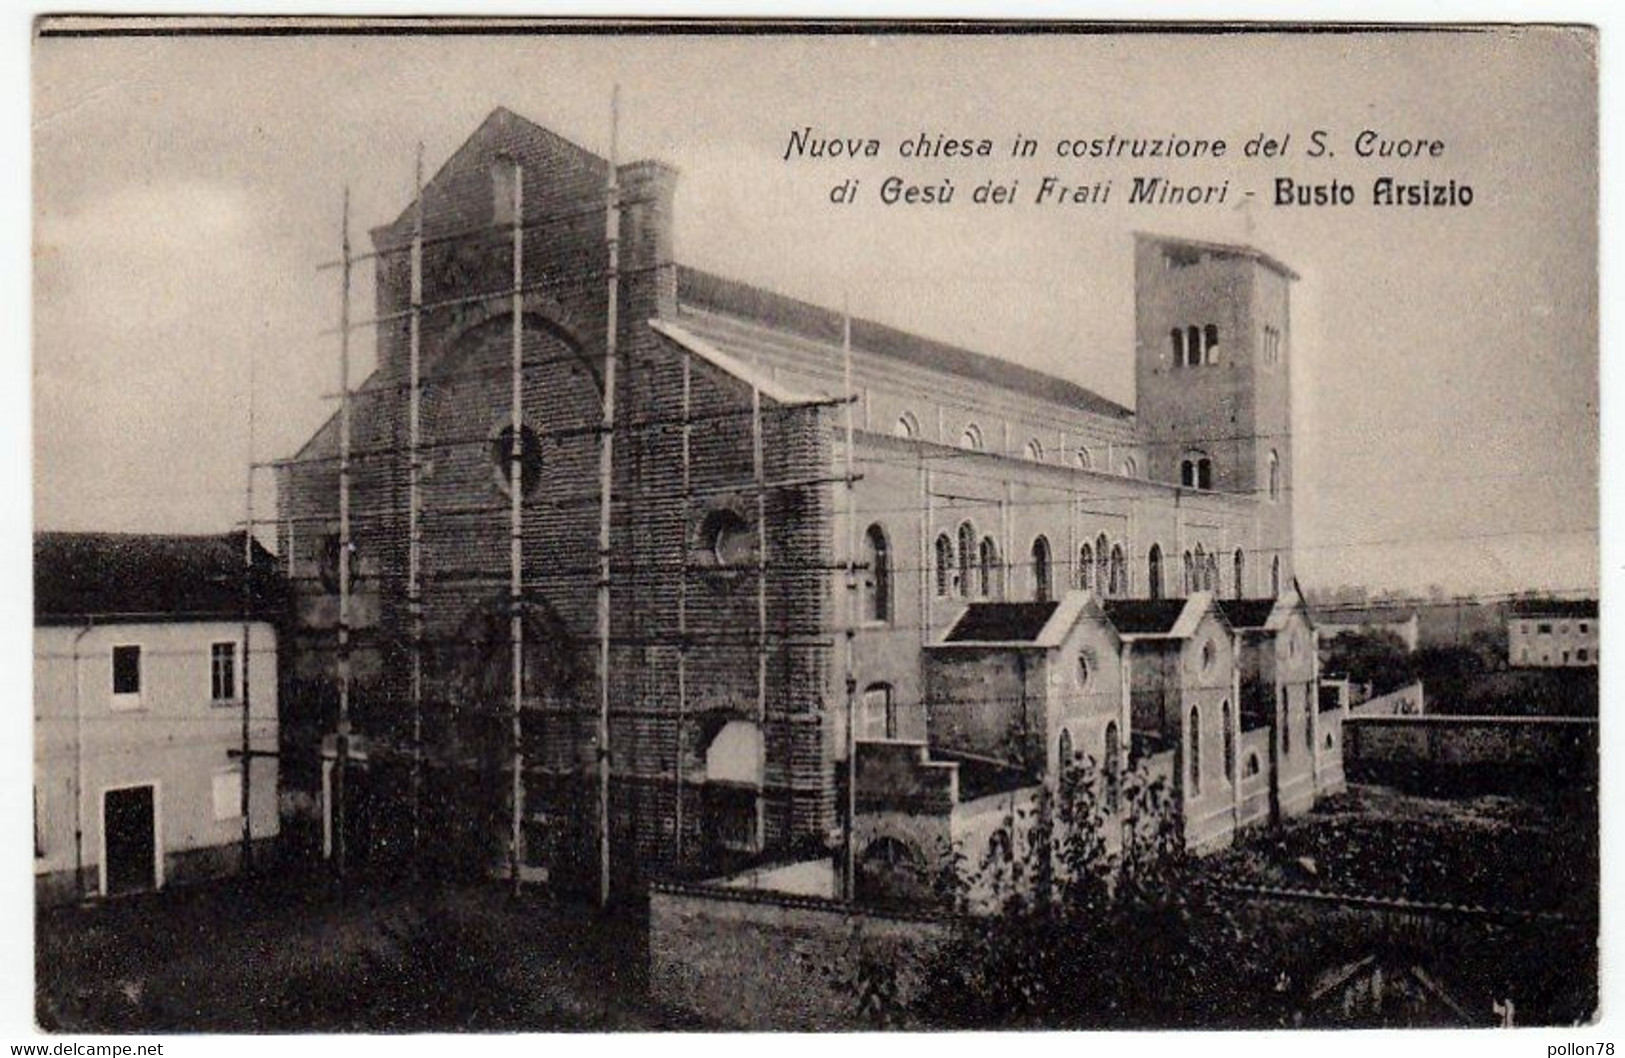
[1579,623,1589,634]
[1279,687,1291,758]
[1188,706,1202,794]
[1095,534,1110,594]
[1104,721,1121,811]
[1024,438,1045,462]
[934,534,954,597]
[1271,556,1282,598]
[1201,639,1217,673]
[1244,752,1261,778]
[111,645,142,709]
[979,536,1002,599]
[1268,450,1282,502]
[1538,623,1553,634]
[960,424,984,451]
[33,788,43,859]
[1183,550,1194,595]
[1233,549,1246,599]
[1194,545,1208,591]
[490,423,544,498]
[958,522,977,597]
[1077,651,1092,689]
[859,684,895,741]
[491,159,519,226]
[1079,543,1094,592]
[894,412,920,440]
[1204,325,1220,363]
[1222,700,1235,780]
[1186,325,1201,367]
[1147,544,1164,600]
[1076,448,1092,470]
[1121,457,1139,477]
[213,767,242,821]
[1058,728,1074,770]
[1109,545,1126,597]
[1031,536,1053,602]
[1578,648,1589,662]
[1170,328,1184,365]
[211,642,238,703]
[862,524,891,623]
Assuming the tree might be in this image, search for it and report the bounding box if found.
[886,757,1291,1029]
[1320,629,1415,693]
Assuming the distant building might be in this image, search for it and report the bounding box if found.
[1316,613,1420,653]
[1508,599,1597,668]
[33,533,282,902]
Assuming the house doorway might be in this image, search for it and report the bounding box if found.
[103,785,157,896]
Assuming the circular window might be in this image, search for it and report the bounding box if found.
[702,509,754,569]
[490,424,544,497]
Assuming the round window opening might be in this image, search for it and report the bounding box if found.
[490,424,544,497]
[703,509,754,569]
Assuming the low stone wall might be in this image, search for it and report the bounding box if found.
[1349,682,1425,719]
[649,879,954,1029]
[1344,715,1596,790]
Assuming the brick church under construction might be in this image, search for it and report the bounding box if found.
[277,108,1329,896]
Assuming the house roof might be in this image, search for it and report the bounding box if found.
[675,267,1134,420]
[944,601,1060,644]
[1102,598,1190,636]
[648,319,822,405]
[1510,598,1597,619]
[35,532,283,626]
[1218,598,1281,631]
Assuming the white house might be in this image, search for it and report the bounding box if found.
[34,532,281,902]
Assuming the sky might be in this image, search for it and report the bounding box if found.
[32,27,1598,599]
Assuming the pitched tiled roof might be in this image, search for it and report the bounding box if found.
[35,532,283,625]
[1218,598,1280,630]
[944,601,1061,643]
[1509,598,1597,619]
[1102,598,1190,636]
[676,267,1134,420]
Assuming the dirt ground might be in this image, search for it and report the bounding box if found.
[36,870,698,1032]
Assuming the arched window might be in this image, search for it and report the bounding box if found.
[1188,706,1202,794]
[1183,550,1195,595]
[1305,709,1314,754]
[1058,728,1074,772]
[1031,536,1052,602]
[1121,457,1139,478]
[1079,543,1094,592]
[1204,324,1219,364]
[957,522,976,597]
[1181,458,1197,488]
[1207,552,1220,595]
[1222,699,1235,781]
[1170,328,1184,365]
[1109,545,1126,597]
[1198,458,1213,490]
[702,508,754,569]
[1076,447,1092,470]
[934,534,953,597]
[1194,545,1207,591]
[1104,721,1121,811]
[979,536,1002,599]
[1244,752,1261,778]
[1024,438,1045,462]
[1233,549,1246,599]
[859,683,896,740]
[893,412,920,440]
[1268,450,1281,501]
[1279,687,1291,758]
[1147,544,1164,600]
[961,424,984,451]
[1186,325,1202,367]
[1271,555,1282,597]
[862,523,891,623]
[491,423,544,497]
[1095,534,1110,594]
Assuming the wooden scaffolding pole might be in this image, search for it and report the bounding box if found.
[841,299,858,901]
[408,142,426,868]
[239,345,256,875]
[508,158,526,895]
[752,376,768,855]
[335,186,354,885]
[597,87,621,909]
[674,349,691,865]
